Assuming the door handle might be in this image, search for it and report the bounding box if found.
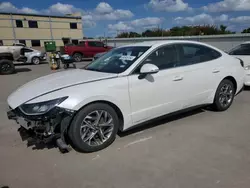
[173,76,183,81]
[212,69,220,73]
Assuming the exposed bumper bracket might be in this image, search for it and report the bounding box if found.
[9,108,75,153]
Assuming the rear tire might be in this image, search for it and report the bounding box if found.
[212,79,235,111]
[68,103,119,153]
[73,53,83,62]
[0,59,15,75]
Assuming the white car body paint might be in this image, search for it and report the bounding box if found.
[245,69,250,86]
[229,41,250,86]
[232,54,250,86]
[7,40,245,131]
[7,69,118,108]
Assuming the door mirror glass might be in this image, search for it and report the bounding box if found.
[140,63,159,74]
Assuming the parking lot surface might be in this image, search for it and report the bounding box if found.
[1,62,250,188]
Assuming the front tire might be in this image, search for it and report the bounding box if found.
[0,59,15,75]
[68,103,119,152]
[32,56,40,65]
[212,79,235,111]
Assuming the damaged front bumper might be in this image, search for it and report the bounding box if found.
[7,106,76,152]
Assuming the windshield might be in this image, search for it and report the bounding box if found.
[84,46,150,73]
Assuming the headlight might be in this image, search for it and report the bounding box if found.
[19,97,68,115]
[245,65,250,70]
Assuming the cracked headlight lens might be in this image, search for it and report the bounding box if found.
[19,97,68,115]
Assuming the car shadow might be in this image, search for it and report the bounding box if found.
[27,138,57,151]
[14,62,48,66]
[17,127,58,151]
[15,67,31,73]
[244,86,250,91]
[118,107,206,137]
[1,68,31,75]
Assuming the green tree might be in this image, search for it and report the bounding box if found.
[141,28,169,37]
[115,25,234,38]
[242,28,250,33]
[220,25,227,33]
[116,32,141,38]
[128,32,141,37]
[116,32,129,38]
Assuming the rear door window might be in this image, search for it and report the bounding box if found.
[78,41,85,46]
[95,42,104,47]
[88,41,96,47]
[175,43,222,65]
[88,41,104,47]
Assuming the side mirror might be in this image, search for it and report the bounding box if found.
[140,63,159,75]
[103,44,107,48]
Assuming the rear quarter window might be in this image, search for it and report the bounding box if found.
[176,43,222,65]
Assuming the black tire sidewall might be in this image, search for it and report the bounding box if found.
[0,60,15,75]
[73,53,83,62]
[69,103,119,153]
[32,57,40,65]
[213,79,235,111]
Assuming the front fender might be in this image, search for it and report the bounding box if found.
[72,95,121,111]
[58,94,133,131]
[26,76,132,130]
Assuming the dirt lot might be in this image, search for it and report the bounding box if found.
[1,63,250,188]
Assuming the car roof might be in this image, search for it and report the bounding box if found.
[122,40,211,48]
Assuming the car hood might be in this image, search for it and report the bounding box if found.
[7,69,117,109]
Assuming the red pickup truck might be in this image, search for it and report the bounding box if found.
[64,41,112,62]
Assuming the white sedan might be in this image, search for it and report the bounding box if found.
[228,41,250,86]
[7,40,245,153]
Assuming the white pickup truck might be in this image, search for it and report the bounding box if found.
[0,46,25,74]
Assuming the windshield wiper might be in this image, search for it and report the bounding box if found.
[85,67,102,72]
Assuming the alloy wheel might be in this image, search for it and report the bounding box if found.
[1,63,10,72]
[219,83,234,108]
[33,57,40,65]
[80,110,114,146]
[73,54,82,62]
